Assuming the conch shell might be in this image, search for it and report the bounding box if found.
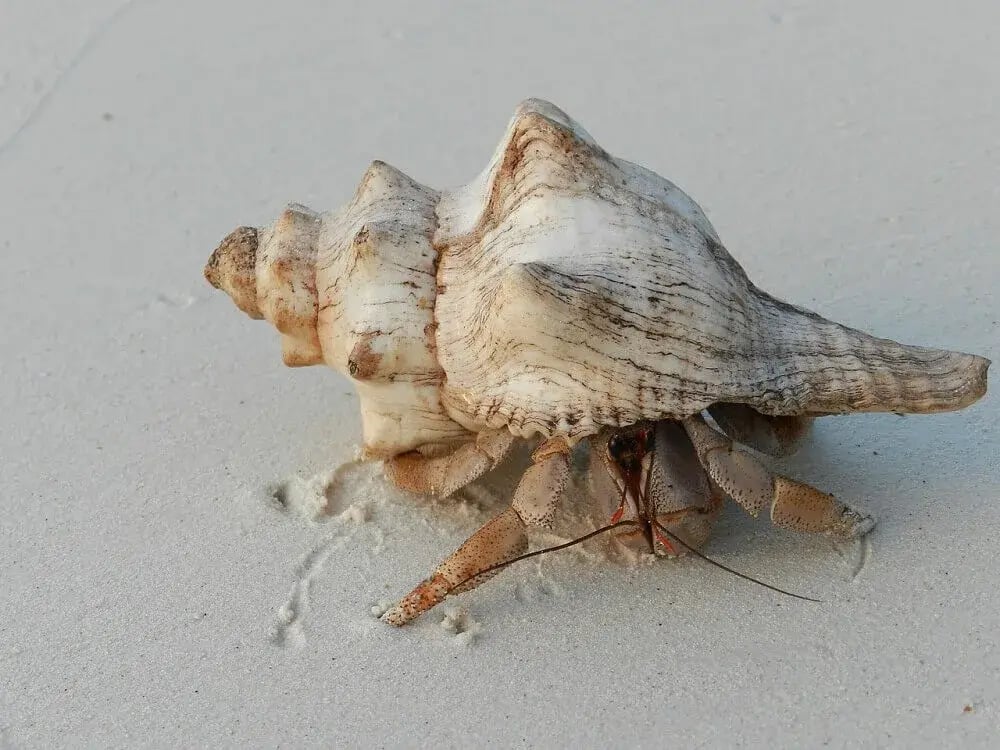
[204,99,989,459]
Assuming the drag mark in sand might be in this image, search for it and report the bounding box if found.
[268,460,376,647]
[271,534,350,647]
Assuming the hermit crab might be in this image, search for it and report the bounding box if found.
[204,98,989,626]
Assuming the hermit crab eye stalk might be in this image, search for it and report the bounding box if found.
[606,425,655,470]
[636,425,654,452]
[606,432,627,459]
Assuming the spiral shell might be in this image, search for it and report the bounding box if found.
[205,99,989,457]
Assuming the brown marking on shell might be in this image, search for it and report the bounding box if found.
[470,112,598,255]
[257,206,322,365]
[271,299,311,336]
[348,332,383,380]
[423,322,438,355]
[352,224,372,253]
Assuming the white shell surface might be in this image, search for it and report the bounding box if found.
[316,162,473,457]
[301,161,471,457]
[433,100,988,441]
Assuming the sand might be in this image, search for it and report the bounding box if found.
[2,1,997,747]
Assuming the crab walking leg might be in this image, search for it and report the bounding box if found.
[682,415,874,538]
[706,403,812,457]
[381,438,571,626]
[383,429,517,498]
[648,421,724,551]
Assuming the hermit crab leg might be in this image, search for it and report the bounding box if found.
[682,414,875,539]
[381,438,571,626]
[646,421,724,552]
[383,429,517,498]
[706,403,812,458]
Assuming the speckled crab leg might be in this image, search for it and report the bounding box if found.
[381,438,570,626]
[683,414,874,539]
[383,429,517,498]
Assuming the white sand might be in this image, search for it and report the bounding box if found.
[2,2,998,747]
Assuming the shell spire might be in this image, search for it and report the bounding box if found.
[203,163,473,458]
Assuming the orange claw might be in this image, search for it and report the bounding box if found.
[381,574,452,626]
[380,440,571,626]
[380,508,530,626]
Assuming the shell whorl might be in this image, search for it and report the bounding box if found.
[205,207,323,366]
[204,162,472,457]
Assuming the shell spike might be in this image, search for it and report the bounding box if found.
[752,291,990,415]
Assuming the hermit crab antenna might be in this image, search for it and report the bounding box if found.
[652,520,821,603]
[450,520,643,592]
